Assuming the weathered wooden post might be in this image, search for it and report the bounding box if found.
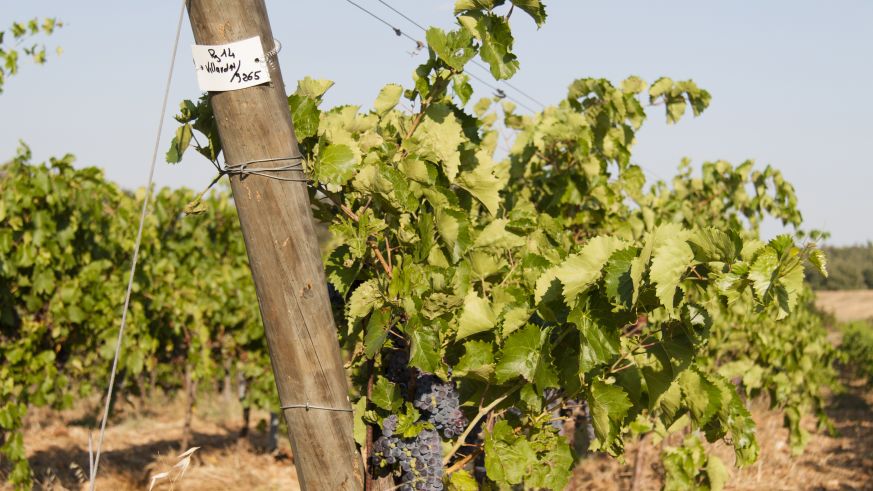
[186,1,363,488]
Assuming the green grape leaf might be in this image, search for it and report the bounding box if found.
[31,268,55,294]
[165,123,192,164]
[456,291,497,340]
[316,144,359,187]
[288,94,320,140]
[370,377,402,411]
[363,307,391,359]
[454,340,495,380]
[473,218,524,249]
[649,77,673,98]
[452,73,474,105]
[640,344,676,409]
[603,246,638,308]
[448,470,479,491]
[587,380,632,454]
[458,13,519,80]
[373,83,403,116]
[688,227,738,263]
[494,324,554,386]
[295,76,334,99]
[534,265,560,304]
[706,375,760,466]
[408,321,441,374]
[554,236,627,305]
[484,420,537,485]
[426,27,476,72]
[748,245,779,301]
[526,438,573,490]
[394,403,432,439]
[776,261,805,318]
[808,248,828,278]
[649,229,693,316]
[569,307,619,373]
[678,368,722,427]
[509,0,547,27]
[434,207,472,263]
[454,0,506,13]
[456,160,502,215]
[346,279,382,324]
[621,75,646,94]
[405,104,464,182]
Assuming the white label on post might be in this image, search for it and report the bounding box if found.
[191,36,271,92]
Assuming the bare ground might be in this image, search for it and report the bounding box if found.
[3,370,870,491]
[3,295,872,491]
[1,395,299,491]
[816,290,873,322]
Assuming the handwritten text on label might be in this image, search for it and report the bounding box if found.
[191,36,271,92]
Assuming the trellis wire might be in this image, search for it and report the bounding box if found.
[88,2,186,489]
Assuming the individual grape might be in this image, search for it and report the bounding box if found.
[413,375,467,439]
[382,414,398,437]
[372,427,444,490]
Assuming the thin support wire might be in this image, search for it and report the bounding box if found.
[371,0,547,110]
[88,2,186,490]
[281,402,354,413]
[342,0,543,111]
[343,0,423,48]
[375,0,426,31]
[469,59,547,109]
[222,155,307,181]
[464,70,539,113]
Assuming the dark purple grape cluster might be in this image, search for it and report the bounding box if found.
[413,375,467,439]
[383,344,411,386]
[372,416,444,491]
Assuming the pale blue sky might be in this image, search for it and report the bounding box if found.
[1,1,871,244]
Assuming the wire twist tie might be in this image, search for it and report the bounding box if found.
[220,155,308,182]
[265,39,282,69]
[281,402,354,413]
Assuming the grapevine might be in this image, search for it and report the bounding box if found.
[0,1,842,489]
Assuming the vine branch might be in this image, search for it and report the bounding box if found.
[443,383,522,465]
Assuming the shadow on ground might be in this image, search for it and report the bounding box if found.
[16,428,284,490]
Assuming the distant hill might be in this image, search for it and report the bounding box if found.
[806,243,873,290]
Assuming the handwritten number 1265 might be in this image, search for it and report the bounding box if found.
[232,70,262,83]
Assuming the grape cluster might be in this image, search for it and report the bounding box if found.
[383,344,411,386]
[413,375,467,439]
[372,415,444,491]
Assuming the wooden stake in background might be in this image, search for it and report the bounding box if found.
[186,1,363,489]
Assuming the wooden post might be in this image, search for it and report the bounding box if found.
[185,2,363,489]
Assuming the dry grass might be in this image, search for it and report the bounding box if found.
[816,290,873,322]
